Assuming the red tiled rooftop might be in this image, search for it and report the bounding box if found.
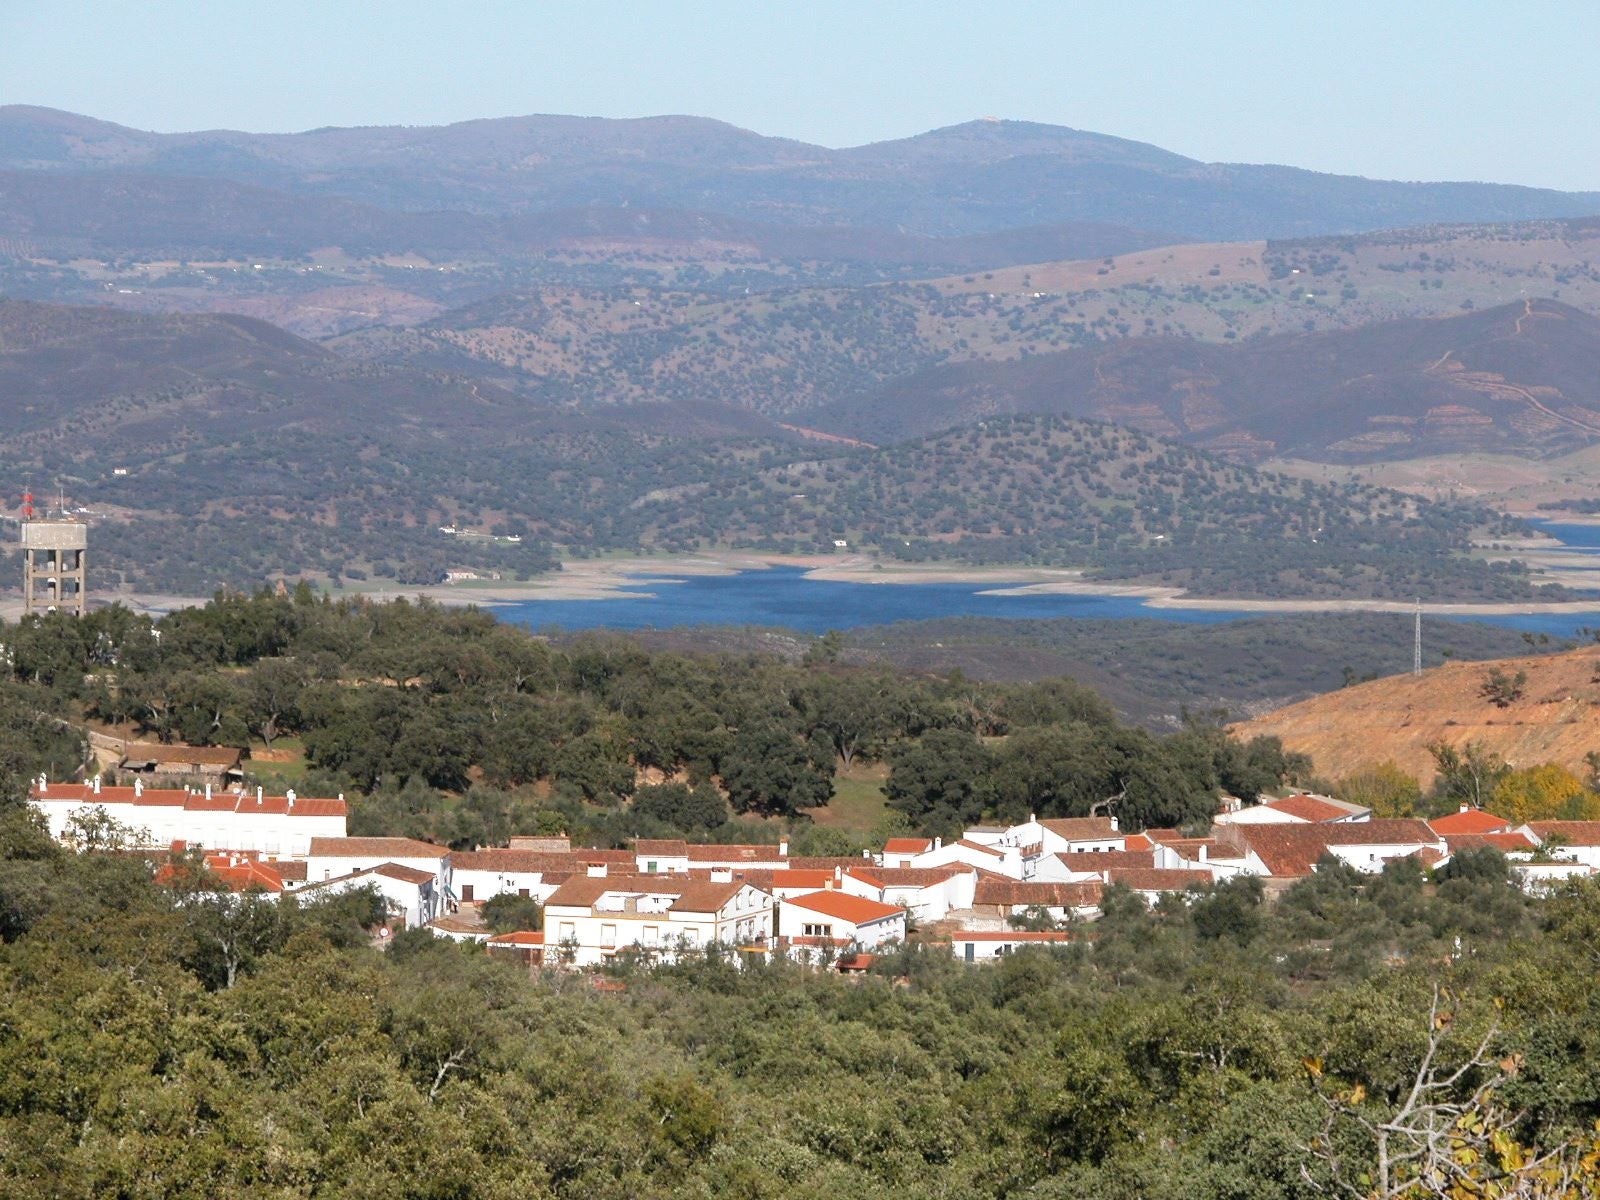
[309,836,448,859]
[784,890,904,925]
[1266,794,1353,824]
[1430,808,1514,836]
[974,879,1103,908]
[883,838,933,854]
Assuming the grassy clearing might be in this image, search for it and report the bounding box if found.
[815,761,890,833]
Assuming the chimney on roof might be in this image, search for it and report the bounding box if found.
[1101,869,1110,883]
[934,837,942,851]
[204,782,212,801]
[832,865,842,889]
[778,839,788,858]
[1199,844,1208,863]
[37,773,46,793]
[256,786,263,806]
[1110,816,1119,832]
[134,778,143,797]
[1030,812,1036,824]
[1459,803,1469,813]
[92,775,101,795]
[586,863,607,878]
[337,793,345,803]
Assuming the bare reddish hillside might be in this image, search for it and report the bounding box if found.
[1233,645,1600,785]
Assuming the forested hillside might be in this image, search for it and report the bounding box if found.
[5,817,1600,1197]
[827,298,1600,458]
[1,302,1553,600]
[0,593,1308,846]
[633,415,1550,601]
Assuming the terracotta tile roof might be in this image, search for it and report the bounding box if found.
[1445,832,1537,854]
[449,849,580,873]
[373,863,437,885]
[1237,820,1441,877]
[788,856,872,871]
[35,785,347,817]
[541,874,751,913]
[1429,808,1514,836]
[1141,828,1184,843]
[579,849,636,865]
[634,839,688,857]
[284,797,347,817]
[487,931,545,946]
[183,792,240,812]
[973,879,1103,908]
[783,890,904,925]
[954,838,1004,857]
[309,836,449,859]
[1038,817,1120,841]
[155,853,284,893]
[1529,821,1600,846]
[1045,850,1155,872]
[738,868,836,892]
[131,791,191,807]
[1107,868,1212,891]
[271,860,308,882]
[847,865,969,889]
[1266,794,1353,823]
[1123,833,1155,852]
[668,880,748,913]
[685,843,786,863]
[883,838,933,854]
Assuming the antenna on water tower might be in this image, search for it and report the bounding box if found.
[1413,598,1423,677]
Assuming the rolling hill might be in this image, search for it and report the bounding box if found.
[624,413,1547,602]
[5,107,1600,239]
[0,301,1556,602]
[1233,644,1600,786]
[821,299,1600,460]
[319,222,1600,426]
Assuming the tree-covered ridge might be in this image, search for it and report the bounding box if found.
[636,415,1550,601]
[0,593,1308,849]
[3,802,1600,1197]
[0,300,1568,600]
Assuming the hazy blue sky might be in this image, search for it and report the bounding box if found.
[3,0,1597,189]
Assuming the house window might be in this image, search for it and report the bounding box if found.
[460,884,475,902]
[646,861,658,873]
[682,928,698,947]
[558,922,575,942]
[802,923,832,938]
[643,925,658,946]
[518,888,529,898]
[601,924,617,948]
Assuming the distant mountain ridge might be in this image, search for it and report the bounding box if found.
[3,106,1598,239]
[820,299,1600,462]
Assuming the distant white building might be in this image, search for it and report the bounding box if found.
[778,890,906,962]
[542,873,773,968]
[28,777,347,857]
[299,862,444,928]
[1214,794,1370,826]
[305,836,454,898]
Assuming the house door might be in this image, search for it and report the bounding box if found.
[964,942,974,963]
[461,885,474,902]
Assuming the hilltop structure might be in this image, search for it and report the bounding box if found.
[19,488,87,615]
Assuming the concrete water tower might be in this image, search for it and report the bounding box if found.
[19,489,88,616]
